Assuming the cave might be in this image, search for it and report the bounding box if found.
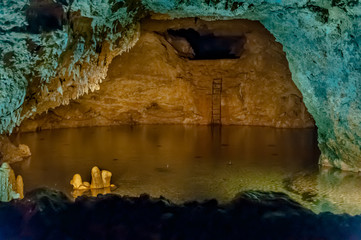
[19,18,314,130]
[1,1,361,239]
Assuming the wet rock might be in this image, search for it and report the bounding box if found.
[71,167,114,196]
[101,170,112,188]
[90,187,111,197]
[16,175,24,199]
[90,166,104,189]
[0,163,23,201]
[283,173,318,202]
[70,173,82,189]
[83,181,90,188]
[70,173,90,190]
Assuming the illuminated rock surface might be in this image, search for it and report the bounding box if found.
[0,163,23,201]
[70,167,113,190]
[101,170,112,188]
[20,19,314,129]
[1,188,361,239]
[0,0,360,170]
[16,175,24,199]
[90,166,104,189]
[0,136,31,163]
[70,174,86,190]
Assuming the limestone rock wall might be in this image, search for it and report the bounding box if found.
[20,19,314,130]
[144,2,361,171]
[0,0,144,134]
[1,0,360,171]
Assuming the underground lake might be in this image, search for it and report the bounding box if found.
[1,0,361,238]
[8,124,361,216]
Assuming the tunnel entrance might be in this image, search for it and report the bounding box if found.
[20,18,314,132]
[166,28,246,60]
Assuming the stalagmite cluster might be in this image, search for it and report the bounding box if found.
[0,163,24,201]
[70,166,114,197]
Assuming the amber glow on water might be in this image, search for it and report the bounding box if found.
[11,125,361,215]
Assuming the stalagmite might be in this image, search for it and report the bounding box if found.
[101,170,112,188]
[90,166,104,189]
[71,167,114,197]
[0,163,24,201]
[70,174,92,190]
[16,175,24,199]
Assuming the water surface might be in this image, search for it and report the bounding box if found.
[12,125,361,215]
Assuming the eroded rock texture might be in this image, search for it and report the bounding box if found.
[0,136,31,163]
[20,19,314,130]
[0,163,24,201]
[1,0,360,170]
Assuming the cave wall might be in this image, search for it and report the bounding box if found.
[1,0,360,171]
[20,18,314,131]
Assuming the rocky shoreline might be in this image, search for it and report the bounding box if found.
[0,188,360,239]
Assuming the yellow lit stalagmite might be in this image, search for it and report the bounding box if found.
[70,166,115,197]
[90,166,104,189]
[16,175,24,199]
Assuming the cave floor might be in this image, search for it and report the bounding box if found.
[11,125,361,215]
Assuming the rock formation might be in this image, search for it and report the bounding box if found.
[70,166,114,196]
[0,163,24,201]
[101,170,112,188]
[0,136,31,163]
[19,19,314,130]
[16,175,24,199]
[0,0,360,171]
[70,174,90,190]
[90,166,104,189]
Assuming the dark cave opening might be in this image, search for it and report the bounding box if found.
[167,28,246,60]
[26,0,65,34]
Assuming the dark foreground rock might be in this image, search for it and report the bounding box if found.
[0,188,360,240]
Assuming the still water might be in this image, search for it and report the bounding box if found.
[11,125,361,215]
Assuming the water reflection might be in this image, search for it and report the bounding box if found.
[10,125,361,215]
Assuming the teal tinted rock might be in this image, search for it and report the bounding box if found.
[0,0,360,170]
[0,163,19,202]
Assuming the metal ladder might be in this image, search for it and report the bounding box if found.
[211,78,222,125]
